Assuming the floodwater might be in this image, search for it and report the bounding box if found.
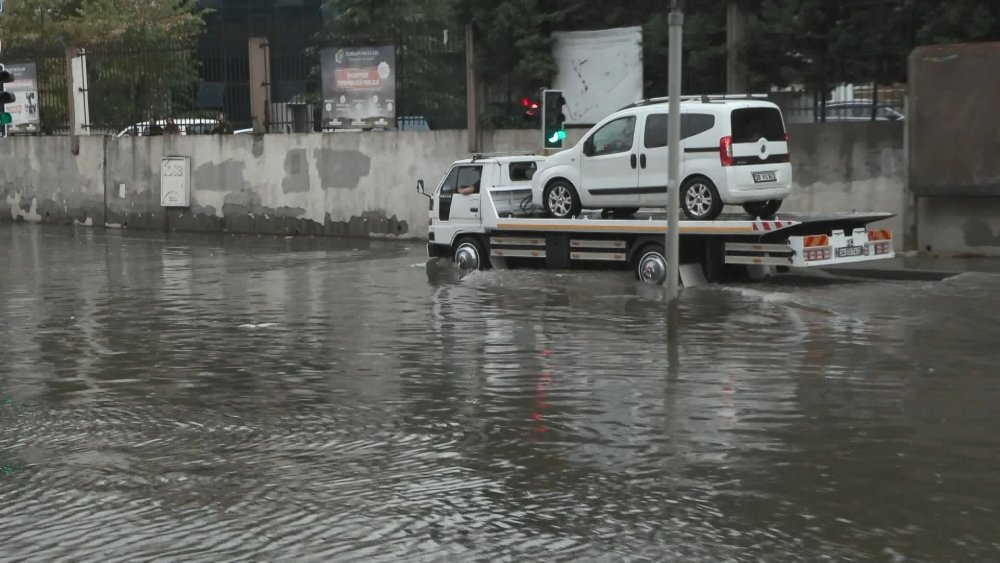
[1,224,998,562]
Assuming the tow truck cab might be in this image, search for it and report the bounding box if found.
[420,155,546,257]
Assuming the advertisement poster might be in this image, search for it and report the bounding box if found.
[2,62,41,133]
[320,46,396,129]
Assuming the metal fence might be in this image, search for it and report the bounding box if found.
[776,83,907,124]
[2,38,911,136]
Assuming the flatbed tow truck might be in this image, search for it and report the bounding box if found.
[418,155,895,284]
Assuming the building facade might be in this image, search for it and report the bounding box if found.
[194,0,325,129]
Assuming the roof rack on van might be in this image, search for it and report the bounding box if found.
[469,151,538,162]
[620,93,769,111]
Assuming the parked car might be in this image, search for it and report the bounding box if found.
[819,101,904,122]
[531,96,793,220]
[116,118,222,138]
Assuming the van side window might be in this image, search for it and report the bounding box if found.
[644,113,717,148]
[589,116,636,156]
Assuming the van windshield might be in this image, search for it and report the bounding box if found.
[730,108,785,143]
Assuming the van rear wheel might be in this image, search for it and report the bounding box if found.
[743,200,782,219]
[681,177,723,220]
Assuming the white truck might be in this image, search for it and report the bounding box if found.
[417,154,895,284]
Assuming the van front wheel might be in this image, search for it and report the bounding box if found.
[544,180,582,219]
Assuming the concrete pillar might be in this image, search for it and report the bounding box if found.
[248,37,272,134]
[726,1,747,93]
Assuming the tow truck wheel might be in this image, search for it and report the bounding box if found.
[544,180,582,219]
[742,200,782,219]
[681,177,723,220]
[634,244,668,284]
[453,237,489,271]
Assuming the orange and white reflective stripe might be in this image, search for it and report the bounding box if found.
[751,220,792,232]
[803,235,829,247]
[868,229,892,241]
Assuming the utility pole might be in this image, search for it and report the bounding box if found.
[726,1,747,93]
[665,0,684,303]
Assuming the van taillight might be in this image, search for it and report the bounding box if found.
[785,133,791,163]
[720,136,734,167]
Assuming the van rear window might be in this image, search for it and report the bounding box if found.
[730,108,785,143]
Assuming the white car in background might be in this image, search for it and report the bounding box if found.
[531,96,793,220]
[116,118,221,137]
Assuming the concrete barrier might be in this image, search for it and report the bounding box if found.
[1,125,909,247]
[781,122,905,250]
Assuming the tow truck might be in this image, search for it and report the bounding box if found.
[417,155,895,284]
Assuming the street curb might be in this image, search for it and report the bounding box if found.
[820,267,960,281]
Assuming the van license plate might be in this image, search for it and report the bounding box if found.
[836,245,864,258]
[752,171,777,183]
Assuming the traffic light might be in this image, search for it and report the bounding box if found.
[542,89,566,149]
[521,97,540,120]
[0,65,15,134]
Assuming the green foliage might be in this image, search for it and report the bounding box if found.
[742,0,1000,90]
[0,0,207,131]
[0,0,205,51]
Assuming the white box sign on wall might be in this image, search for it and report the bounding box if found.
[160,156,191,207]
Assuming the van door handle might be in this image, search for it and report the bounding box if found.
[630,154,637,169]
[470,208,478,213]
[640,154,647,168]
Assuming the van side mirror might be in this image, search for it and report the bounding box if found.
[583,137,595,157]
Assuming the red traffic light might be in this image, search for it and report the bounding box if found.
[522,97,540,119]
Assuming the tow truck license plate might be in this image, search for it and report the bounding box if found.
[837,245,865,258]
[752,171,777,183]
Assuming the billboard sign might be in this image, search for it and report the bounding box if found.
[1,62,40,133]
[320,46,396,129]
[552,27,643,126]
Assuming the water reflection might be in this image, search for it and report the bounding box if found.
[0,224,997,561]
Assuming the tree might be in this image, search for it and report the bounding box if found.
[317,0,465,127]
[0,0,208,132]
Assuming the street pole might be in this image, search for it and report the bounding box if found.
[665,1,683,303]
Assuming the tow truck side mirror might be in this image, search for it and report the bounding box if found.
[416,179,431,201]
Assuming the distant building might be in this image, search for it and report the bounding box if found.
[194,0,325,128]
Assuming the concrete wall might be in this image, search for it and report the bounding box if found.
[781,122,906,249]
[909,42,1000,197]
[1,130,537,240]
[0,136,106,227]
[1,125,910,249]
[917,198,1000,257]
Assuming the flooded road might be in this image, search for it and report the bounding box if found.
[1,224,998,561]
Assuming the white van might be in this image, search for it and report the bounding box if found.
[531,96,793,220]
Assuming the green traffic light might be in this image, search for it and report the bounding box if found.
[0,113,11,125]
[547,129,567,144]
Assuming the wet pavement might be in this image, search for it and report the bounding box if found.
[1,223,998,561]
